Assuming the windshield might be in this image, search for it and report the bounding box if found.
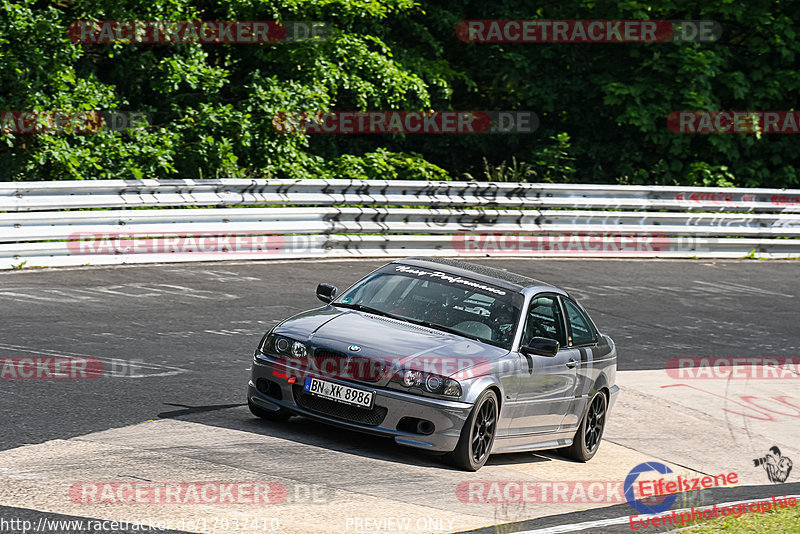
[334,264,522,349]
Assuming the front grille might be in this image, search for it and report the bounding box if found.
[292,385,387,426]
[311,349,385,383]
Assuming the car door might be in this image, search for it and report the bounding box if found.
[508,293,580,435]
[558,296,601,428]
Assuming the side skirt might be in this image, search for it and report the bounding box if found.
[490,431,575,454]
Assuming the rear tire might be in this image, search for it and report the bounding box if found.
[562,391,606,462]
[248,398,292,422]
[444,389,498,471]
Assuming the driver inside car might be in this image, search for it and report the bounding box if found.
[490,302,515,345]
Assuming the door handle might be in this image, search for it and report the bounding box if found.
[566,358,579,369]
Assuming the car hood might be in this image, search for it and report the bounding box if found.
[274,307,508,381]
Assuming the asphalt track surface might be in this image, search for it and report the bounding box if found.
[3,258,798,451]
[1,258,799,533]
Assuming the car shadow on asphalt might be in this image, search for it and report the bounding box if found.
[159,403,569,471]
[486,452,559,466]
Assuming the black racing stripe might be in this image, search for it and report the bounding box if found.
[578,347,592,397]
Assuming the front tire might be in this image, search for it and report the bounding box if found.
[248,398,292,422]
[562,391,606,462]
[444,389,498,471]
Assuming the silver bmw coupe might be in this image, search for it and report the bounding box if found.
[248,257,618,470]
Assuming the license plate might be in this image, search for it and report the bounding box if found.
[303,377,374,409]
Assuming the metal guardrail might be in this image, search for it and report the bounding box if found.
[3,179,800,212]
[1,179,799,268]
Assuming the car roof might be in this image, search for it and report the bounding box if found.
[393,257,566,296]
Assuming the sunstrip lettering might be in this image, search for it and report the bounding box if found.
[394,265,507,295]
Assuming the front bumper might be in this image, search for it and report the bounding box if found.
[248,356,474,452]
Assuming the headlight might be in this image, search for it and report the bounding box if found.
[291,341,307,358]
[275,337,290,353]
[391,370,462,397]
[261,334,307,358]
[426,374,442,391]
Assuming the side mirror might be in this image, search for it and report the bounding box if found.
[520,337,559,357]
[316,283,338,304]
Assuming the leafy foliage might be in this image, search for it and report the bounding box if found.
[0,0,798,186]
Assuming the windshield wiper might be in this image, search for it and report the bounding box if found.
[332,302,398,319]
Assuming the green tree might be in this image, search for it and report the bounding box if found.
[0,0,798,187]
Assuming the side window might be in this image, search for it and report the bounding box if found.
[522,295,567,347]
[562,299,597,346]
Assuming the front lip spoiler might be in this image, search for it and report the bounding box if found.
[249,394,284,413]
[248,387,421,440]
[395,438,435,448]
[248,380,471,444]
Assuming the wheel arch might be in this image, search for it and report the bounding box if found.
[462,376,504,410]
[486,384,503,415]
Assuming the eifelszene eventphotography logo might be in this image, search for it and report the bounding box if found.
[625,462,678,515]
[625,461,739,516]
